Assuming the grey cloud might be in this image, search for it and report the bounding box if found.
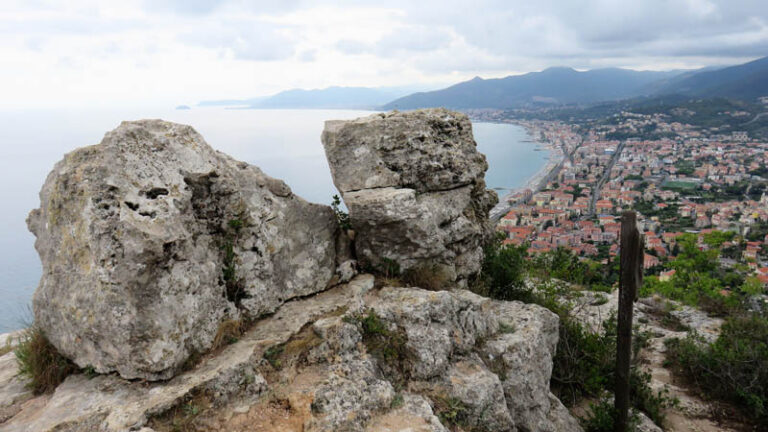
[179,22,295,61]
[143,0,306,15]
[375,26,453,55]
[335,25,453,57]
[142,0,229,15]
[369,0,768,64]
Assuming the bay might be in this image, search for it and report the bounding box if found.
[0,107,548,332]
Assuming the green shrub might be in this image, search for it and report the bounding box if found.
[474,237,530,302]
[581,398,621,432]
[665,314,768,423]
[640,232,749,316]
[528,247,615,288]
[551,314,617,405]
[479,238,676,423]
[630,369,676,426]
[15,326,77,394]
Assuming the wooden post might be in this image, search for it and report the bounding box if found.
[615,211,643,432]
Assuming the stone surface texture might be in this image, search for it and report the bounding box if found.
[0,276,582,432]
[3,115,587,431]
[26,120,342,380]
[322,109,498,284]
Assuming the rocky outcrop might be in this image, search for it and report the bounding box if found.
[322,109,498,285]
[26,120,344,381]
[0,276,581,432]
[4,113,585,431]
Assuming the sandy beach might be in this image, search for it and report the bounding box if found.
[488,123,563,221]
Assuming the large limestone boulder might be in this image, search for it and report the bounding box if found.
[322,109,498,284]
[26,120,342,380]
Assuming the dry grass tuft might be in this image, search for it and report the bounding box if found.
[402,263,452,291]
[14,326,77,394]
[147,391,212,432]
[0,343,13,357]
[211,319,246,351]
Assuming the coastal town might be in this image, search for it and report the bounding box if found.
[477,110,768,288]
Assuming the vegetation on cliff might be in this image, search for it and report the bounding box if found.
[474,237,676,428]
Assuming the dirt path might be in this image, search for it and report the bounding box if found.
[570,290,751,431]
[636,300,748,432]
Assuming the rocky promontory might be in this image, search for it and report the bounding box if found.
[0,110,581,432]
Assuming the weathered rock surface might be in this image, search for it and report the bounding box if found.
[6,114,586,431]
[0,276,582,432]
[322,109,498,284]
[26,120,343,380]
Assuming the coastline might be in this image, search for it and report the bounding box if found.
[487,121,562,221]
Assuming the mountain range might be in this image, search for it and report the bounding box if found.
[198,85,429,110]
[383,56,768,110]
[196,56,768,111]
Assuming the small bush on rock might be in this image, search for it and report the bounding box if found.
[347,310,409,377]
[474,236,529,302]
[15,326,77,394]
[665,314,768,423]
[430,394,474,431]
[580,397,639,432]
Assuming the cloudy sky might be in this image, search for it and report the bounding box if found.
[1,0,767,108]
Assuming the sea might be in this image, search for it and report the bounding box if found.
[0,107,549,332]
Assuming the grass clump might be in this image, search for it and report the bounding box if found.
[147,391,211,432]
[402,262,452,291]
[665,314,768,423]
[498,322,516,334]
[390,392,405,409]
[262,324,322,371]
[221,216,248,306]
[431,395,473,431]
[0,342,13,357]
[347,309,408,375]
[211,319,245,351]
[14,326,77,394]
[263,344,285,369]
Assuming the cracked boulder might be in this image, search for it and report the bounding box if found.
[322,109,498,285]
[26,119,342,380]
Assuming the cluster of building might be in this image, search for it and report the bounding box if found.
[491,113,768,286]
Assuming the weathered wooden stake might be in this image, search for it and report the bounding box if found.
[615,211,643,432]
